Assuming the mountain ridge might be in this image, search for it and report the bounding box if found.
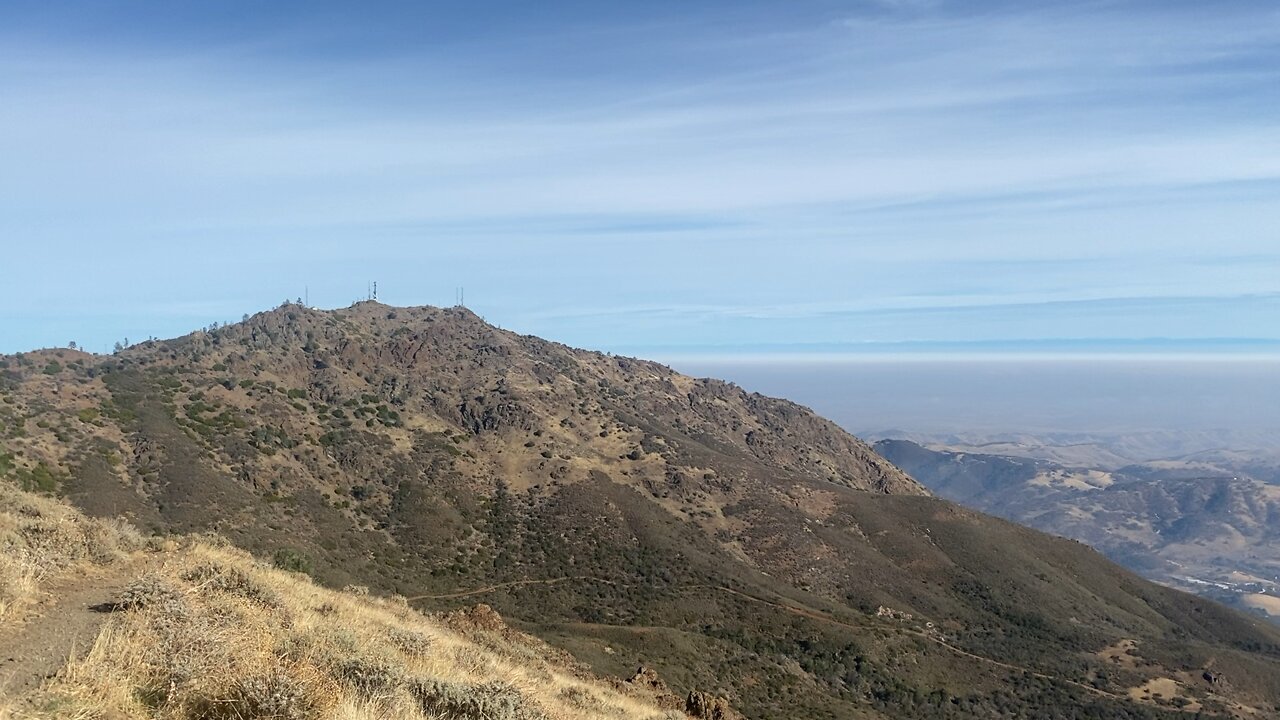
[2,302,1279,718]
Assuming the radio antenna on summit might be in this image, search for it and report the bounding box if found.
[373,281,378,301]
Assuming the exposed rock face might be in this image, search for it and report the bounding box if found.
[625,666,682,710]
[437,603,509,634]
[686,691,741,720]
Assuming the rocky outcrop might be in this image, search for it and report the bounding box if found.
[686,691,741,720]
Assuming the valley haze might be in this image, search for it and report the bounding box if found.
[666,356,1280,441]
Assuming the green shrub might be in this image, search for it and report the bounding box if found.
[272,548,314,575]
[15,463,59,494]
[42,361,62,375]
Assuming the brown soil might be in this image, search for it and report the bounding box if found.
[0,557,151,705]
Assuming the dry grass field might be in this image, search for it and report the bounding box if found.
[0,484,691,720]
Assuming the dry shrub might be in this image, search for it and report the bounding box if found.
[134,594,221,695]
[117,573,183,610]
[335,656,402,699]
[410,678,549,720]
[182,561,282,608]
[385,627,432,657]
[188,667,320,720]
[276,626,359,665]
[86,516,145,559]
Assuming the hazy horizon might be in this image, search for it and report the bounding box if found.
[666,357,1280,441]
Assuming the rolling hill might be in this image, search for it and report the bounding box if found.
[874,438,1280,623]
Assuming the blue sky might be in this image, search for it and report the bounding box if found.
[1,1,1278,356]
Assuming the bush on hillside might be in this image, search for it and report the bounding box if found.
[272,548,314,575]
[192,669,317,720]
[411,678,548,720]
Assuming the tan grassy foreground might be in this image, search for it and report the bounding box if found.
[0,485,691,720]
[0,483,146,623]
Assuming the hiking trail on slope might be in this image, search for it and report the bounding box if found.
[0,556,152,705]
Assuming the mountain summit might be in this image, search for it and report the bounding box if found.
[2,302,1278,718]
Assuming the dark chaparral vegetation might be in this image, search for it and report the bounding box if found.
[2,302,1279,719]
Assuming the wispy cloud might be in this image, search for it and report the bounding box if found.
[0,1,1277,353]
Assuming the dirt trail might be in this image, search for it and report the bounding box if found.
[0,557,151,703]
[404,575,614,601]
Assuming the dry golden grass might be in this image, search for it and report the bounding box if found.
[0,483,144,623]
[0,482,688,719]
[19,540,684,720]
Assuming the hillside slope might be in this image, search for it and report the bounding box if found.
[875,438,1280,620]
[2,302,1280,718]
[0,483,694,719]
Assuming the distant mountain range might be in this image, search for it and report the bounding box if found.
[866,429,1280,470]
[873,437,1280,623]
[2,302,1279,718]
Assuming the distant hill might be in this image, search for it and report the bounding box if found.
[864,429,1280,470]
[2,302,1279,718]
[874,438,1280,624]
